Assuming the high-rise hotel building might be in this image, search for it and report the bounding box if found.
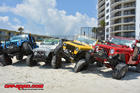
[98,0,140,40]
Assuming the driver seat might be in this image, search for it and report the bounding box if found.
[132,46,139,61]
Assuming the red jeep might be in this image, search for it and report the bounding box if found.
[84,36,140,79]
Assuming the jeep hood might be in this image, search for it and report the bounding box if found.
[33,44,58,52]
[97,44,132,51]
[64,41,92,50]
[1,40,19,47]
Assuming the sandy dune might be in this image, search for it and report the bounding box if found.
[0,57,140,93]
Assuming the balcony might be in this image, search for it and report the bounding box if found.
[111,0,122,4]
[110,10,135,20]
[111,17,135,26]
[98,8,105,15]
[111,0,136,8]
[111,25,135,33]
[98,0,105,6]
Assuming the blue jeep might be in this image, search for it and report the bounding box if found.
[0,34,38,66]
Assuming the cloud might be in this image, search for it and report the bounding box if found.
[0,16,9,22]
[0,0,97,36]
[0,16,23,31]
[0,5,11,12]
[13,18,21,24]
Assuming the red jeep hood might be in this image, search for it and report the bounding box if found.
[96,44,132,50]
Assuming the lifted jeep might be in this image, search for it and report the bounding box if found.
[84,36,140,79]
[0,34,37,66]
[52,36,98,72]
[26,38,61,66]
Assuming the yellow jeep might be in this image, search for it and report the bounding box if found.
[51,36,98,72]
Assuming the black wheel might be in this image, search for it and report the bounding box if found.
[96,62,104,67]
[136,63,140,73]
[0,54,12,66]
[112,63,128,80]
[51,55,61,69]
[26,54,37,67]
[16,54,23,60]
[74,59,89,73]
[23,42,33,54]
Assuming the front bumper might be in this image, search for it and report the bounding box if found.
[4,46,20,54]
[33,51,49,61]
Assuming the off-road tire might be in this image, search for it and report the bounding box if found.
[74,59,89,73]
[16,54,23,60]
[136,63,140,73]
[0,54,12,66]
[112,63,128,80]
[26,54,37,67]
[23,42,33,55]
[51,55,61,69]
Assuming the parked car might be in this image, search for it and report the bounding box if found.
[80,36,140,79]
[51,36,98,72]
[26,38,61,66]
[0,34,38,66]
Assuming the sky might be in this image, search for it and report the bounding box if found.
[0,0,97,36]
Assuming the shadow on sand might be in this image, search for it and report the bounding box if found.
[12,59,140,80]
[80,64,140,80]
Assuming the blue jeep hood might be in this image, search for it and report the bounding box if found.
[1,40,19,46]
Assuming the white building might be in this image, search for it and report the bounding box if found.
[98,0,140,40]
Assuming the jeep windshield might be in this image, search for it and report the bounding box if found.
[76,37,97,46]
[42,39,59,45]
[110,38,135,47]
[10,35,28,41]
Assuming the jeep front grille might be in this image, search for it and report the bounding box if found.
[7,42,17,48]
[99,47,110,56]
[35,51,46,56]
[65,45,75,53]
[103,48,110,54]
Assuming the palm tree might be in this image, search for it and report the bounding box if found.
[100,20,105,28]
[92,27,98,39]
[92,20,105,40]
[18,27,24,34]
[99,20,105,40]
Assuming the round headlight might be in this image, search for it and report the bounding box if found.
[76,48,79,51]
[110,49,114,54]
[63,43,66,46]
[17,40,21,46]
[95,46,99,49]
[95,46,99,51]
